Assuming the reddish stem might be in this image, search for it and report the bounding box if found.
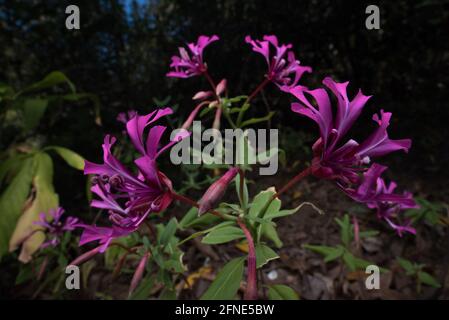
[203,70,217,94]
[272,166,313,200]
[247,78,270,102]
[238,219,257,300]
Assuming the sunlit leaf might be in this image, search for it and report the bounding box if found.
[46,146,85,170]
[0,157,35,260]
[9,152,59,262]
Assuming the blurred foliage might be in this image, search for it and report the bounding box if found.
[0,71,95,261]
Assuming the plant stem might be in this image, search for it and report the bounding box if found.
[238,218,258,300]
[204,70,217,95]
[247,78,270,103]
[272,166,313,200]
[237,78,270,127]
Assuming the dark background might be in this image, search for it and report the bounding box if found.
[1,0,448,221]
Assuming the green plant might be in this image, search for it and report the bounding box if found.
[0,71,98,261]
[304,214,381,272]
[396,257,441,293]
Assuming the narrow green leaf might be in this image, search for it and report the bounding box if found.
[179,207,199,229]
[240,111,275,128]
[128,276,155,300]
[235,173,249,209]
[19,71,76,95]
[418,271,441,288]
[201,226,245,245]
[201,257,245,300]
[397,257,416,273]
[159,218,178,246]
[178,221,234,245]
[46,146,85,170]
[304,244,344,262]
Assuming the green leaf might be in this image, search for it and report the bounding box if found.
[343,251,357,271]
[0,157,35,259]
[9,152,59,262]
[240,111,275,128]
[179,207,199,229]
[264,201,323,220]
[46,146,85,170]
[0,154,26,186]
[159,287,177,300]
[267,284,299,300]
[21,98,48,130]
[335,214,351,247]
[304,244,344,262]
[255,244,279,268]
[260,222,283,248]
[179,221,235,245]
[128,276,155,300]
[397,257,416,274]
[201,226,245,245]
[159,218,178,246]
[19,71,76,95]
[201,257,245,300]
[418,271,441,288]
[248,188,276,222]
[235,173,249,209]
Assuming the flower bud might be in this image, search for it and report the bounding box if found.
[215,79,227,96]
[69,246,101,266]
[128,252,150,297]
[198,167,239,215]
[192,90,213,100]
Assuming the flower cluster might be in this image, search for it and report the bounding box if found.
[285,77,417,235]
[79,108,189,251]
[245,35,312,89]
[167,35,219,78]
[34,207,78,248]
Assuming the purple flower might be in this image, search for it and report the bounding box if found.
[344,163,418,236]
[167,35,219,78]
[34,207,78,248]
[245,35,312,89]
[289,77,411,185]
[80,108,189,252]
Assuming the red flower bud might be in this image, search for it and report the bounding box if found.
[69,246,101,266]
[128,252,150,297]
[198,167,238,215]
